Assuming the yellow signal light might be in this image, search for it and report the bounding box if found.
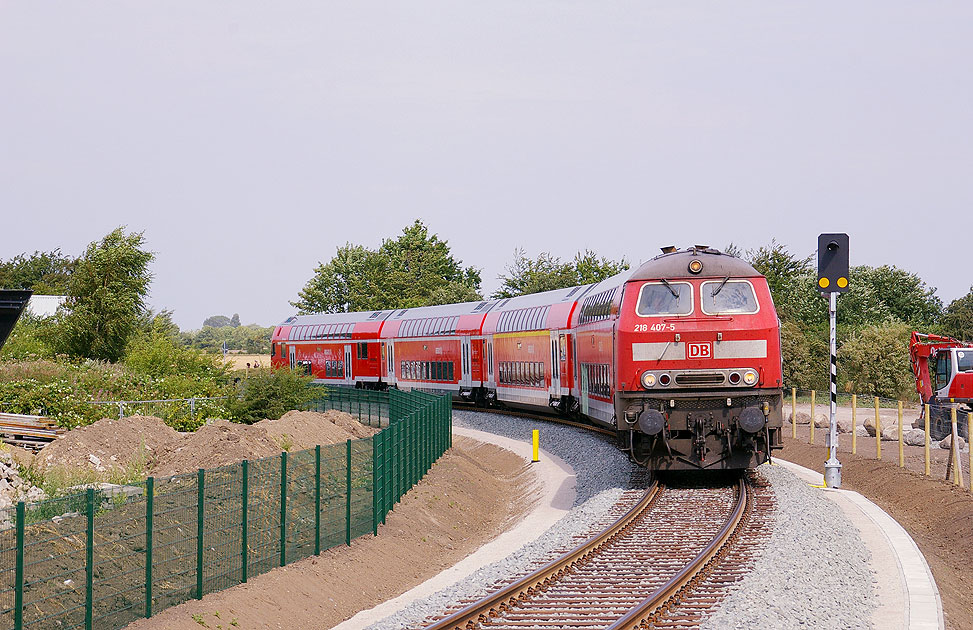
[818,277,830,288]
[837,277,848,288]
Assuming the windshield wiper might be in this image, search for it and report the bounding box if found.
[660,278,678,298]
[711,276,730,297]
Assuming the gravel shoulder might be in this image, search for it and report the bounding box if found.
[780,439,973,630]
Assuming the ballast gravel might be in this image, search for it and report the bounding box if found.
[702,463,876,630]
[367,411,878,630]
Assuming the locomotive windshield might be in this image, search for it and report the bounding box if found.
[701,280,758,315]
[636,282,693,316]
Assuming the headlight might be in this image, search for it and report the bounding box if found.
[641,372,656,388]
[688,259,703,274]
[743,370,758,385]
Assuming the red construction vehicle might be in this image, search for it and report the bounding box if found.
[910,331,973,440]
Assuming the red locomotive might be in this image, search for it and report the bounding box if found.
[272,246,784,470]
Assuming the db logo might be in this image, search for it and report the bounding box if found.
[688,342,712,359]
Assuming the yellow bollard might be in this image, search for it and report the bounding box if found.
[791,388,797,439]
[898,401,904,468]
[810,390,815,445]
[532,429,539,463]
[851,394,857,455]
[950,407,964,488]
[968,413,972,494]
[924,404,930,477]
[875,397,881,460]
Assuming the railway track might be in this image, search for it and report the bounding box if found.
[423,474,769,630]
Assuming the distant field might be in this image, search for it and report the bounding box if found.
[223,354,271,370]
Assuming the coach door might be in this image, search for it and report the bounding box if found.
[460,336,472,388]
[288,345,296,370]
[549,331,561,398]
[344,345,353,384]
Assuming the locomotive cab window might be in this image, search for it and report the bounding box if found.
[956,350,973,373]
[700,280,759,315]
[636,282,693,316]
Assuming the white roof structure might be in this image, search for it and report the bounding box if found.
[26,295,67,318]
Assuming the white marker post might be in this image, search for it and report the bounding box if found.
[824,291,841,488]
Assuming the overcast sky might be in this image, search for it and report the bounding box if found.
[2,2,971,329]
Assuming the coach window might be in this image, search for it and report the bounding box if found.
[636,282,693,317]
[701,280,759,315]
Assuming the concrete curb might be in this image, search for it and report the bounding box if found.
[775,458,944,630]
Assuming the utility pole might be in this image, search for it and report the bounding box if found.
[817,233,849,488]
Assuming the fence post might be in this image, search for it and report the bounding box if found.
[809,390,815,444]
[372,433,379,536]
[85,488,95,630]
[346,439,352,545]
[14,501,24,630]
[924,405,931,476]
[196,469,205,599]
[898,401,905,468]
[280,451,288,567]
[241,460,249,583]
[315,445,321,554]
[145,477,154,618]
[875,397,881,460]
[851,394,857,455]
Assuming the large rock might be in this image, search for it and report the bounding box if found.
[904,429,926,447]
[854,426,870,438]
[812,414,853,434]
[864,416,878,437]
[940,435,968,450]
[789,411,811,425]
[881,424,901,442]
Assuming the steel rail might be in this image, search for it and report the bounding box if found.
[606,476,751,630]
[423,480,663,630]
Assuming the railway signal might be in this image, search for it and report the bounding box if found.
[818,233,849,488]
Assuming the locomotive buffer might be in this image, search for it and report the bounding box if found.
[818,233,849,488]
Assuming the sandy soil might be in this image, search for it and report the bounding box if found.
[225,354,271,370]
[124,436,536,630]
[779,437,973,630]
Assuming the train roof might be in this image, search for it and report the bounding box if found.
[629,246,759,281]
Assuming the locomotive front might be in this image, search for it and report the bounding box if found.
[614,248,783,470]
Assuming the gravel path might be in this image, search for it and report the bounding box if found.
[367,411,877,630]
[703,462,876,630]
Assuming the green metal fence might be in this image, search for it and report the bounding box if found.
[0,386,452,630]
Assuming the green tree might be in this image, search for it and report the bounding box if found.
[228,368,315,424]
[492,249,630,298]
[292,220,481,313]
[55,228,154,362]
[838,321,916,400]
[942,287,973,341]
[0,249,76,294]
[855,266,942,329]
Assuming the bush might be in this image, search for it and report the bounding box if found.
[838,321,916,400]
[227,368,315,424]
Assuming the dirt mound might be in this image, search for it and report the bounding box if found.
[152,420,281,477]
[257,410,377,451]
[36,416,180,476]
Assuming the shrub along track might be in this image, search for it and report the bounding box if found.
[422,471,772,630]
